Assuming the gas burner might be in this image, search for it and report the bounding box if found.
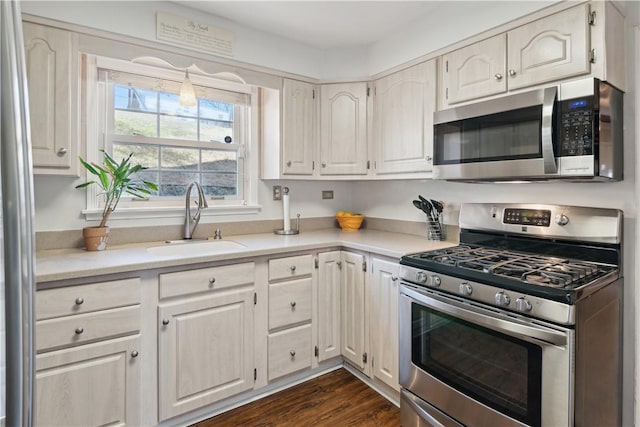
[404,244,615,291]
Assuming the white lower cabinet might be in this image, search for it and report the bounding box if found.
[318,250,400,392]
[266,254,314,381]
[36,335,141,427]
[157,288,255,420]
[316,251,342,362]
[370,256,400,391]
[35,278,142,426]
[339,251,368,374]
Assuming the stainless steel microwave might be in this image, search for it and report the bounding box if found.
[432,78,623,181]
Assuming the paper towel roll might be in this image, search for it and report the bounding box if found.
[283,193,291,232]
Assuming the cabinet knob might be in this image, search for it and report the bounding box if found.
[321,163,326,168]
[494,73,503,80]
[162,319,170,326]
[425,155,432,162]
[508,69,517,77]
[56,148,68,157]
[290,301,297,309]
[290,350,296,357]
[209,277,216,286]
[286,160,292,167]
[336,261,342,267]
[131,350,139,358]
[75,297,84,305]
[75,327,84,335]
[391,276,398,282]
[290,265,296,272]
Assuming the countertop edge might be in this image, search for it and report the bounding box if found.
[36,229,456,284]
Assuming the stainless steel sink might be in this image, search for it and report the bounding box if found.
[146,239,246,256]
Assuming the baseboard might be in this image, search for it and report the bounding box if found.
[342,362,400,407]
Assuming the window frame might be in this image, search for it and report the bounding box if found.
[81,55,261,223]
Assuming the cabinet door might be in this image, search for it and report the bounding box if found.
[340,251,367,372]
[507,4,591,90]
[373,60,436,174]
[317,251,341,362]
[282,79,316,175]
[370,257,400,391]
[320,82,368,175]
[158,289,254,420]
[23,22,79,175]
[441,35,507,105]
[35,335,140,427]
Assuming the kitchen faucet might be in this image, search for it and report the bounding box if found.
[184,182,208,239]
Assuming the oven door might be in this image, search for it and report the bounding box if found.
[399,283,574,427]
[432,86,558,181]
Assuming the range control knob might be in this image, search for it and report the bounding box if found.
[416,271,428,284]
[430,275,441,287]
[555,214,569,226]
[495,291,511,307]
[459,283,473,296]
[516,297,533,313]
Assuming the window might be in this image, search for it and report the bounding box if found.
[83,56,259,221]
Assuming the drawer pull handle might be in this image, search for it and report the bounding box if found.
[290,350,296,357]
[131,350,139,358]
[75,327,84,335]
[391,276,398,282]
[290,265,296,272]
[75,297,84,305]
[162,319,170,326]
[57,148,68,157]
[209,277,216,286]
[290,301,296,309]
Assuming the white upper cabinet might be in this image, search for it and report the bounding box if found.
[441,35,507,104]
[372,60,436,174]
[23,22,79,176]
[507,4,590,90]
[439,3,626,109]
[320,82,368,175]
[282,79,317,175]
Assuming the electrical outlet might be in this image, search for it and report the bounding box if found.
[322,190,334,200]
[273,185,282,200]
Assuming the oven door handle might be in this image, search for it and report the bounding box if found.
[542,85,558,174]
[402,287,567,346]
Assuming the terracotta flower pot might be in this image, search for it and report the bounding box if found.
[82,226,110,251]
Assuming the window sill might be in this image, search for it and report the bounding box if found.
[82,205,262,222]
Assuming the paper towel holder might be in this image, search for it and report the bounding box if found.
[275,213,300,235]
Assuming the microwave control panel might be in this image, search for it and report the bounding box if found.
[559,97,594,157]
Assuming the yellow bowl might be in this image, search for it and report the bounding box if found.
[336,214,365,231]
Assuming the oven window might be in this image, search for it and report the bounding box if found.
[434,105,542,165]
[412,303,542,426]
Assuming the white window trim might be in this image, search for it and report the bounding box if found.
[81,54,261,223]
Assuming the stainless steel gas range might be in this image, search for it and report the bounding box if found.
[399,203,622,427]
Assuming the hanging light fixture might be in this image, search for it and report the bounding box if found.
[179,69,196,107]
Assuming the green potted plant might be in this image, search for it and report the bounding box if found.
[76,150,157,251]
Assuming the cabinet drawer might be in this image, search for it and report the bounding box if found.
[268,278,312,330]
[160,262,255,299]
[268,254,313,281]
[36,278,141,320]
[268,324,312,381]
[36,305,141,352]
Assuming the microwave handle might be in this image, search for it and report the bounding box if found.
[542,86,558,174]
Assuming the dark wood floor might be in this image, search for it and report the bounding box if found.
[192,368,400,426]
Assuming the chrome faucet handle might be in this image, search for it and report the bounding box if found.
[213,228,222,240]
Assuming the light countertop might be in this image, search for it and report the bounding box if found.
[36,228,456,283]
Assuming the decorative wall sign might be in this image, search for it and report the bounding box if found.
[156,12,234,56]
